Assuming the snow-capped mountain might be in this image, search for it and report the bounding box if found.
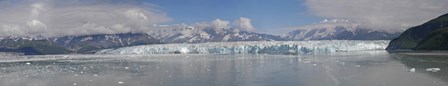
[0,18,405,55]
[51,33,162,53]
[282,19,402,40]
[149,24,283,43]
[0,36,70,55]
[0,33,162,54]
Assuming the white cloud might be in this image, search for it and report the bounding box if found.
[305,0,448,31]
[234,17,256,31]
[187,18,256,32]
[211,19,230,29]
[210,19,230,33]
[0,0,172,37]
[152,17,258,37]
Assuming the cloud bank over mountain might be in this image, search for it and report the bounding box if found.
[0,0,172,37]
[184,17,256,32]
[305,0,448,31]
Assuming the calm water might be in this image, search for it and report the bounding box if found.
[0,51,447,86]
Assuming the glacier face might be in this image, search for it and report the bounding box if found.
[96,40,390,55]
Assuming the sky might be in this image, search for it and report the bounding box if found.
[0,0,447,37]
[145,0,320,33]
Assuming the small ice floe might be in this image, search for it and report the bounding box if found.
[409,68,415,73]
[339,62,345,66]
[426,68,441,72]
[302,59,310,63]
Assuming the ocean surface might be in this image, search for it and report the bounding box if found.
[0,51,447,86]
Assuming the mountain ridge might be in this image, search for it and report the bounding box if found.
[0,33,162,55]
[282,23,401,41]
[386,13,448,50]
[149,27,284,43]
[0,20,408,55]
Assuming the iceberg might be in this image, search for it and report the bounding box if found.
[426,68,441,72]
[95,40,390,55]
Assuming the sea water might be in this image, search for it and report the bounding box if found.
[0,51,447,86]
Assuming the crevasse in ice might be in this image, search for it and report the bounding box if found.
[95,40,390,55]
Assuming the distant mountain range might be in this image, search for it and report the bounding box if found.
[52,33,162,53]
[387,13,448,50]
[0,19,407,55]
[148,27,283,43]
[282,19,401,40]
[0,33,161,55]
[0,37,70,55]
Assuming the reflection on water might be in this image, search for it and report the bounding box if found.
[0,51,447,86]
[393,54,448,82]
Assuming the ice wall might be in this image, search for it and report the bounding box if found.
[96,40,389,55]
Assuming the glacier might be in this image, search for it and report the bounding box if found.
[95,40,390,55]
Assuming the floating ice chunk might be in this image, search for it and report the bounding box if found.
[426,68,441,72]
[303,59,310,63]
[339,62,345,66]
[409,68,415,73]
